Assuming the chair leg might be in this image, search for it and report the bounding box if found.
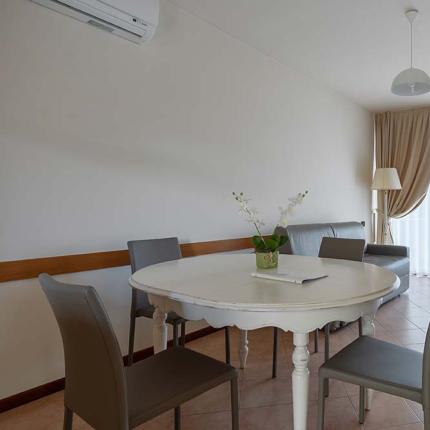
[324,323,330,361]
[323,324,330,397]
[225,327,231,364]
[314,328,319,352]
[423,407,430,430]
[272,327,278,378]
[316,376,326,430]
[230,377,239,430]
[174,406,181,430]
[63,406,73,430]
[358,317,363,337]
[359,386,365,424]
[180,322,186,346]
[173,322,179,347]
[127,291,138,366]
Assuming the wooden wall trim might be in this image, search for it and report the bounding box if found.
[0,237,252,283]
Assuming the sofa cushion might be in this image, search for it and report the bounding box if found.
[363,253,410,277]
[331,222,365,240]
[285,223,334,256]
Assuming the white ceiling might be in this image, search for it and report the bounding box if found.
[169,0,430,111]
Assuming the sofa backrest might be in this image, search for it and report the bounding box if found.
[277,223,334,256]
[276,221,365,256]
[331,222,365,240]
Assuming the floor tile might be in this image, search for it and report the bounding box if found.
[350,392,421,429]
[308,397,363,430]
[392,329,427,345]
[239,377,293,408]
[182,382,232,415]
[375,424,424,430]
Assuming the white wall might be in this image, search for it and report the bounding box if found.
[0,0,373,399]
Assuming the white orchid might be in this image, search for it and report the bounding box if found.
[278,191,308,228]
[232,192,265,228]
[233,190,308,253]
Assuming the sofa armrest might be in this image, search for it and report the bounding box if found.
[366,244,410,257]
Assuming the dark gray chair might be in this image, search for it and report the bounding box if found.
[127,238,230,366]
[318,236,366,262]
[316,236,366,350]
[317,237,366,396]
[317,330,430,429]
[39,274,239,430]
[272,237,365,379]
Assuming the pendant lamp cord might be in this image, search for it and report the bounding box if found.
[410,17,413,68]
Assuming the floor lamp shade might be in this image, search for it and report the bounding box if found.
[371,168,402,191]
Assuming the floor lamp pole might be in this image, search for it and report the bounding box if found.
[372,168,401,245]
[383,190,389,245]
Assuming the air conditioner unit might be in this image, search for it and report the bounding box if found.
[31,0,159,43]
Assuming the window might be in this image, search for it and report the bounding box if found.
[392,192,430,276]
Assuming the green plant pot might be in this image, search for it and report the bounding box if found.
[255,251,279,269]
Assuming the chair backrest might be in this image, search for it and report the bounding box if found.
[422,323,430,411]
[127,237,181,309]
[39,274,128,430]
[318,237,366,262]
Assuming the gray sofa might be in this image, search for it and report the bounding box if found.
[276,221,409,304]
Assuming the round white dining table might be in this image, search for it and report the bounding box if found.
[129,253,399,430]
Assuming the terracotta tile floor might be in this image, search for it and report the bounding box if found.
[1,276,430,429]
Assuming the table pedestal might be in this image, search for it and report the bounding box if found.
[292,333,310,430]
[239,330,249,369]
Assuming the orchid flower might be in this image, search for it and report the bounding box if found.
[233,190,308,253]
[278,191,308,227]
[233,192,265,230]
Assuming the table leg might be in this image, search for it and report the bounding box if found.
[292,332,310,430]
[239,330,249,369]
[153,306,168,354]
[361,314,376,410]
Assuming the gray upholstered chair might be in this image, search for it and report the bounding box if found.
[127,237,230,366]
[272,237,365,379]
[39,274,239,430]
[316,236,366,350]
[317,329,430,429]
[318,236,366,262]
[317,237,365,396]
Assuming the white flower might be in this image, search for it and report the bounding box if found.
[277,191,308,227]
[233,192,265,228]
[233,190,307,233]
[278,206,289,227]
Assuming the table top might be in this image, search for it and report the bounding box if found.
[129,254,399,311]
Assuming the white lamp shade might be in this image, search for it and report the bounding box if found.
[391,68,430,96]
[371,168,402,190]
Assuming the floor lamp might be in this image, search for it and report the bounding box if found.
[371,168,402,245]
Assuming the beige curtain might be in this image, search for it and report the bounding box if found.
[374,107,430,244]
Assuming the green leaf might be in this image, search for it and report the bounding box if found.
[251,235,264,249]
[269,233,280,243]
[265,238,279,252]
[279,235,289,246]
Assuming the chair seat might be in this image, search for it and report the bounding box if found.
[126,347,237,427]
[320,336,423,402]
[135,305,186,324]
